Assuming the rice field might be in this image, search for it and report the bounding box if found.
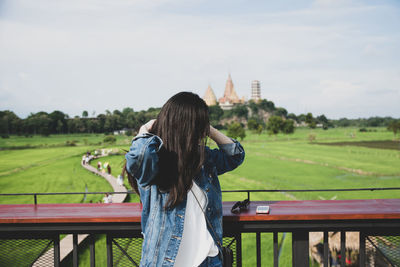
[0,127,399,266]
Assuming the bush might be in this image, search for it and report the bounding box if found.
[248,118,264,134]
[125,129,134,136]
[255,124,263,134]
[103,135,117,144]
[227,122,246,140]
[282,119,295,134]
[65,140,77,146]
[308,133,316,143]
[267,116,284,135]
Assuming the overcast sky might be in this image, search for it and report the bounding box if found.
[0,0,399,119]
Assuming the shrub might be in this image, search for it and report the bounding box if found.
[227,122,246,140]
[125,129,134,136]
[282,119,295,134]
[65,140,77,146]
[103,135,117,144]
[267,116,284,135]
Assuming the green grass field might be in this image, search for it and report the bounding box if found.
[0,127,399,266]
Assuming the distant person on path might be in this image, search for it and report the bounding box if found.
[97,162,102,171]
[117,175,124,186]
[103,162,109,174]
[125,92,245,266]
[103,193,113,203]
[107,164,111,175]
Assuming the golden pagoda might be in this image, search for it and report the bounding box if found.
[203,85,217,106]
[218,74,243,109]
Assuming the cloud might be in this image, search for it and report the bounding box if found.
[0,0,399,119]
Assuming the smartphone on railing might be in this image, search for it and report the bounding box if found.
[256,205,270,214]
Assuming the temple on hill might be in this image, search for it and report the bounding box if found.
[203,74,245,110]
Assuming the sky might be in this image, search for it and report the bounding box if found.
[0,0,399,119]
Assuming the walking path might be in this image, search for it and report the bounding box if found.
[33,153,127,266]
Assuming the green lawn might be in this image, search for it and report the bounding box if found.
[0,128,399,266]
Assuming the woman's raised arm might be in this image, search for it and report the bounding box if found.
[209,125,233,145]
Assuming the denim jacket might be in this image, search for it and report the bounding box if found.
[125,133,245,267]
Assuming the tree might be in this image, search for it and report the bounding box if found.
[305,113,316,129]
[227,122,246,140]
[0,110,21,135]
[209,105,224,126]
[316,114,331,129]
[336,118,351,127]
[247,119,259,131]
[255,124,263,134]
[267,116,284,135]
[297,114,306,123]
[71,116,86,133]
[282,119,295,134]
[24,112,51,136]
[82,110,89,118]
[49,110,68,133]
[287,113,297,122]
[247,118,264,134]
[387,120,400,138]
[231,104,248,119]
[274,107,288,118]
[259,99,275,111]
[248,100,259,114]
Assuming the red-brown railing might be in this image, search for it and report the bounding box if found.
[1,199,400,266]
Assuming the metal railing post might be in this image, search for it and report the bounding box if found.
[256,232,261,267]
[323,231,329,266]
[359,232,366,267]
[292,231,309,267]
[236,233,242,267]
[54,235,60,267]
[273,232,279,267]
[107,234,113,267]
[73,234,79,267]
[90,234,96,267]
[340,231,346,267]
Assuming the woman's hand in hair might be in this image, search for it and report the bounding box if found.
[138,119,156,135]
[209,125,234,145]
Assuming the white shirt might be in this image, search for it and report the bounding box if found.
[174,182,219,267]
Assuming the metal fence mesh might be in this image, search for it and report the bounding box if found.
[223,236,238,266]
[366,235,400,267]
[112,237,142,267]
[111,236,238,266]
[0,238,54,267]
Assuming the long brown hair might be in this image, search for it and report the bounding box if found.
[124,92,210,208]
[152,92,210,208]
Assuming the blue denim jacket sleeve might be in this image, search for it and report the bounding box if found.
[206,139,245,175]
[125,133,163,187]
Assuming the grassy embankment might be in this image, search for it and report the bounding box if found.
[1,128,399,266]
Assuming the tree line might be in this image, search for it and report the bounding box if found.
[0,108,160,137]
[1,99,399,138]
